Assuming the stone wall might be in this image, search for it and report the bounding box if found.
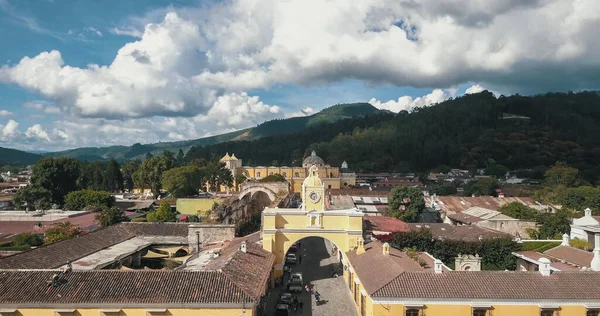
[188,224,236,253]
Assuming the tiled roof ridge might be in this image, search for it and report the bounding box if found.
[544,244,590,255]
[0,225,135,267]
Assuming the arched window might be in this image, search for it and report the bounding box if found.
[587,310,599,316]
[269,172,273,176]
[282,172,287,177]
[406,309,420,316]
[330,172,333,178]
[294,172,299,177]
[256,172,261,178]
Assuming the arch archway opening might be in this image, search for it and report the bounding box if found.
[281,236,344,283]
[235,190,273,237]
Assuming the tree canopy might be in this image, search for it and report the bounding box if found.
[464,178,500,196]
[162,166,204,198]
[388,186,425,222]
[104,159,124,192]
[44,222,80,244]
[63,190,115,211]
[146,200,177,222]
[95,206,129,227]
[13,186,52,212]
[31,157,80,205]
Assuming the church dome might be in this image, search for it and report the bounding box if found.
[302,150,325,168]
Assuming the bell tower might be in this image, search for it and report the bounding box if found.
[302,165,325,212]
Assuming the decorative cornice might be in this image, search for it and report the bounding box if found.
[263,228,362,235]
[370,298,600,306]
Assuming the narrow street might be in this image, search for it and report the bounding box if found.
[264,237,359,316]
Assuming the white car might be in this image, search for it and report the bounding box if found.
[285,253,297,264]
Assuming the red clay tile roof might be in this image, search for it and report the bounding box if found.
[345,241,436,295]
[432,196,538,213]
[364,216,410,233]
[0,270,253,305]
[218,240,275,301]
[544,245,593,268]
[407,223,509,241]
[0,223,191,269]
[372,271,600,300]
[513,251,581,271]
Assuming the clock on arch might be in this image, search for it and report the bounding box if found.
[309,191,320,203]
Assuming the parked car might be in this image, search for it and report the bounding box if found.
[285,253,297,264]
[278,292,293,305]
[289,272,303,284]
[288,244,298,253]
[275,304,289,316]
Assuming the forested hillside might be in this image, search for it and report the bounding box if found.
[48,103,380,161]
[0,147,42,166]
[184,91,600,184]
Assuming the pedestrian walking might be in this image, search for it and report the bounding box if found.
[298,255,302,264]
[299,300,304,312]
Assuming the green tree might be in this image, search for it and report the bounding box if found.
[498,202,539,220]
[563,186,600,212]
[544,162,580,188]
[31,157,80,205]
[44,222,80,244]
[63,190,115,211]
[145,152,154,160]
[78,161,106,191]
[162,166,203,198]
[95,206,129,227]
[428,183,457,196]
[121,160,140,192]
[103,159,124,192]
[569,238,593,250]
[388,186,425,222]
[176,149,185,166]
[258,173,285,183]
[133,155,174,198]
[464,178,500,196]
[204,159,233,191]
[13,233,43,247]
[538,210,571,239]
[146,200,177,222]
[13,186,52,212]
[485,164,509,178]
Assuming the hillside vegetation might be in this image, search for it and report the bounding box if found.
[47,102,381,161]
[184,91,600,184]
[0,147,42,166]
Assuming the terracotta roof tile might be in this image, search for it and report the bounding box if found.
[0,270,253,304]
[432,196,538,214]
[544,245,593,268]
[0,225,134,269]
[372,271,600,300]
[0,223,190,269]
[345,241,433,295]
[364,216,410,233]
[407,223,509,242]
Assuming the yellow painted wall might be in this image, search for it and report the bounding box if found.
[176,198,223,216]
[12,307,253,316]
[367,301,589,316]
[239,166,353,193]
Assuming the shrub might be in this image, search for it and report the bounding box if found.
[570,238,593,250]
[12,233,43,247]
[131,218,147,222]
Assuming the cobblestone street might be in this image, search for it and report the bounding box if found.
[264,237,359,316]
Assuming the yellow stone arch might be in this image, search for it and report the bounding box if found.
[262,165,364,277]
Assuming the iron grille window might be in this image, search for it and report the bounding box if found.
[406,309,420,316]
[587,311,599,316]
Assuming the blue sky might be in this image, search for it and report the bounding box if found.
[0,0,598,151]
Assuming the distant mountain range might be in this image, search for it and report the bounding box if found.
[0,102,382,165]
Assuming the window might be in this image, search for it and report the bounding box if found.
[588,311,599,316]
[294,172,299,177]
[360,294,367,316]
[328,185,332,189]
[269,172,273,176]
[256,172,261,178]
[540,310,554,316]
[473,309,487,316]
[282,172,287,177]
[406,309,420,316]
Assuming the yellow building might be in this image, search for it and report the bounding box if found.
[342,239,600,316]
[0,224,274,316]
[262,165,364,277]
[221,150,356,192]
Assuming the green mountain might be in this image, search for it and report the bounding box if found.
[0,147,42,166]
[48,102,381,161]
[183,91,600,184]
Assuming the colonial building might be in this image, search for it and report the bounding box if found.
[0,223,274,316]
[221,150,356,192]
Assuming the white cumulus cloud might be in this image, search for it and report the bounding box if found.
[369,89,448,113]
[0,110,12,117]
